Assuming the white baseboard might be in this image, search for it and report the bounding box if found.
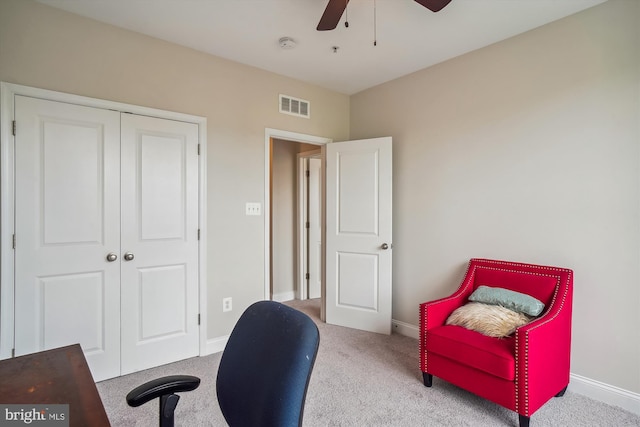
[569,373,640,416]
[391,319,640,416]
[205,335,228,355]
[272,291,296,302]
[392,319,419,339]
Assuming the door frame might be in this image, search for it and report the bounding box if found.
[0,82,208,360]
[263,129,331,307]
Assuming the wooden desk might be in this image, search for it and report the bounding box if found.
[0,344,110,426]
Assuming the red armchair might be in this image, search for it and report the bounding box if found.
[420,259,573,427]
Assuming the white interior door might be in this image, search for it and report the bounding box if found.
[120,114,200,374]
[324,137,392,334]
[308,157,322,299]
[14,96,122,381]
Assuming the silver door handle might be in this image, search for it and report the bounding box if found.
[106,253,118,262]
[381,243,391,250]
[123,252,135,261]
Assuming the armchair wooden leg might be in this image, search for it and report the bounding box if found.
[518,414,530,427]
[555,386,568,397]
[422,372,433,387]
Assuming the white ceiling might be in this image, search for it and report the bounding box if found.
[37,0,607,95]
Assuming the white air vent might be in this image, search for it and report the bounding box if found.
[279,94,310,119]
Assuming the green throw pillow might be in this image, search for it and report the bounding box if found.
[469,285,545,317]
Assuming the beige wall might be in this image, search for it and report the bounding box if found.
[0,0,350,338]
[351,0,640,393]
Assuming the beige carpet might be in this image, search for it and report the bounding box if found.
[97,299,640,426]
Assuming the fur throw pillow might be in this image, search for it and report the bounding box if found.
[446,302,533,338]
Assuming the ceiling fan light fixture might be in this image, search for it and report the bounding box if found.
[278,37,297,50]
[317,0,452,31]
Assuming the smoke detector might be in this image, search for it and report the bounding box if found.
[279,37,297,49]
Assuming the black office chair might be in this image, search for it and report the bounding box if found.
[126,300,320,427]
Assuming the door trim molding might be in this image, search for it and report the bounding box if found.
[263,129,331,304]
[0,82,208,360]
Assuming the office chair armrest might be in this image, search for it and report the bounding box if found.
[126,375,201,407]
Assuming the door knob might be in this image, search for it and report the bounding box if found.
[106,253,118,262]
[123,252,135,261]
[381,243,390,250]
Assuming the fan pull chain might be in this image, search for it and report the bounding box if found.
[373,0,377,46]
[345,0,349,27]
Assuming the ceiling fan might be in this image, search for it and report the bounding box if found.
[317,0,452,31]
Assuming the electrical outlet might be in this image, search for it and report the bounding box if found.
[222,297,232,312]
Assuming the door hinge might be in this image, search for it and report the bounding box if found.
[197,144,200,155]
[197,229,200,240]
[305,222,310,229]
[12,120,16,136]
[12,234,16,249]
[197,313,201,325]
[305,273,310,280]
[305,170,309,177]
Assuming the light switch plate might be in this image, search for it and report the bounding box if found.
[246,202,261,216]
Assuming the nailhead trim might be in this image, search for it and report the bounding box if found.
[515,331,520,412]
[420,304,426,372]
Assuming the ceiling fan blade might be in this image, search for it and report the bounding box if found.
[317,0,350,31]
[414,0,452,13]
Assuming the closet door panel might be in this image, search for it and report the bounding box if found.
[13,96,121,381]
[120,114,199,374]
[139,135,185,240]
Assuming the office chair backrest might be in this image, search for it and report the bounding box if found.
[216,300,320,427]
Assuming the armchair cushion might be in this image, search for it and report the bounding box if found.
[469,285,545,316]
[446,302,532,337]
[427,325,516,380]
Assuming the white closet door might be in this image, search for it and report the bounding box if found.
[120,114,200,374]
[14,96,122,381]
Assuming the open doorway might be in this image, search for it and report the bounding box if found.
[264,129,331,309]
[270,139,318,302]
[298,151,322,301]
